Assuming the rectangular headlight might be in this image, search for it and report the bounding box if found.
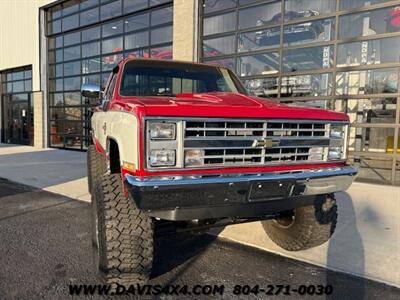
[330,125,345,138]
[328,147,343,160]
[328,124,348,161]
[149,150,175,167]
[149,122,176,140]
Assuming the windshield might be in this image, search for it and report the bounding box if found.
[119,60,247,97]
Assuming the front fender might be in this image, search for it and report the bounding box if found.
[92,110,139,171]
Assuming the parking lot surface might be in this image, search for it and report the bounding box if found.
[0,178,399,299]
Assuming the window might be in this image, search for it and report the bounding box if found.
[46,0,173,149]
[337,36,400,67]
[151,26,172,44]
[102,37,123,54]
[62,14,79,31]
[355,156,394,184]
[203,0,236,14]
[199,0,400,184]
[125,13,149,32]
[82,58,101,74]
[64,61,81,76]
[237,52,280,76]
[151,6,173,26]
[100,0,122,20]
[283,99,347,113]
[106,74,117,99]
[64,92,81,106]
[282,46,332,72]
[339,6,400,39]
[243,77,279,98]
[124,0,148,13]
[284,0,336,20]
[283,18,335,46]
[125,31,149,50]
[204,35,236,57]
[82,27,100,42]
[238,1,281,29]
[336,68,399,95]
[203,12,235,36]
[340,0,393,11]
[80,7,99,26]
[62,0,79,15]
[238,27,280,52]
[350,126,395,153]
[64,46,80,61]
[120,61,246,96]
[1,66,33,145]
[1,67,32,94]
[204,58,236,71]
[346,98,397,124]
[281,73,333,97]
[81,0,98,10]
[82,42,101,58]
[64,32,80,47]
[102,20,123,37]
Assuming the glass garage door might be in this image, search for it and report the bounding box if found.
[45,0,173,150]
[200,0,400,185]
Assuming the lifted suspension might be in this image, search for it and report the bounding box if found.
[155,213,281,235]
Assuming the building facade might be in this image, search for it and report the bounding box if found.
[0,0,399,185]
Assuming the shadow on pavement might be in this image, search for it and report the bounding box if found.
[326,191,365,299]
[151,226,224,284]
[0,178,35,198]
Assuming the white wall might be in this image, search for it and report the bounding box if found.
[0,0,54,91]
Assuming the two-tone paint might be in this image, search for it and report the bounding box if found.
[91,58,349,182]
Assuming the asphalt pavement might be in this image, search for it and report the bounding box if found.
[0,178,398,300]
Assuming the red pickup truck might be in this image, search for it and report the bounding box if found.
[82,58,357,286]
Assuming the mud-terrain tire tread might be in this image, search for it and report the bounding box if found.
[262,194,337,251]
[87,145,107,195]
[93,173,153,286]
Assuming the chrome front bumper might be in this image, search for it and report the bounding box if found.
[125,166,357,220]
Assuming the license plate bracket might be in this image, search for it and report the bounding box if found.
[248,180,295,202]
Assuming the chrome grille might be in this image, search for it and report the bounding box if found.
[184,119,330,167]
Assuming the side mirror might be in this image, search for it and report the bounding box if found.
[81,83,101,105]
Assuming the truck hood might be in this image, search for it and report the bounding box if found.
[117,92,348,121]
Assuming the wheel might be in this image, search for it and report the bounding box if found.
[92,173,154,286]
[261,194,337,251]
[87,145,107,195]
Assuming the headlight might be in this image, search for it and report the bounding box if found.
[149,150,176,167]
[328,124,348,160]
[147,120,181,168]
[149,122,176,140]
[185,149,204,167]
[328,147,343,160]
[330,125,345,138]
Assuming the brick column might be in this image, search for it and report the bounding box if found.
[33,91,45,148]
[173,0,198,61]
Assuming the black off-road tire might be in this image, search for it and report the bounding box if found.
[87,145,107,195]
[261,194,337,251]
[92,173,154,286]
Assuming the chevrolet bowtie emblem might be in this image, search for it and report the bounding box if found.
[252,138,279,148]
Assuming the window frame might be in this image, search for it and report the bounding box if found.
[199,0,400,185]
